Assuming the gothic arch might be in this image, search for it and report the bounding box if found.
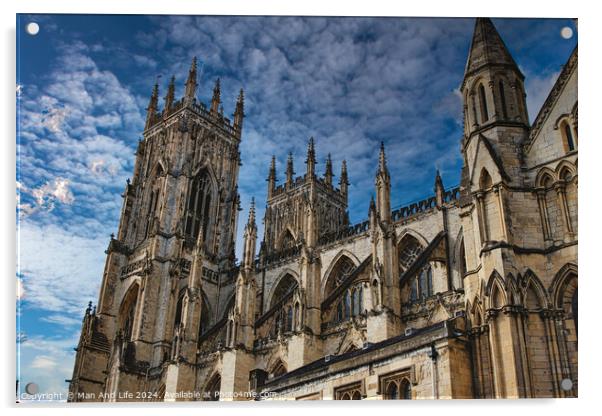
[479,168,493,190]
[397,232,426,272]
[191,163,219,190]
[267,270,299,310]
[185,166,218,243]
[485,270,507,310]
[504,273,520,305]
[555,160,576,180]
[396,228,429,248]
[520,269,549,310]
[550,263,578,311]
[276,227,297,250]
[535,168,557,188]
[322,250,361,298]
[119,281,141,341]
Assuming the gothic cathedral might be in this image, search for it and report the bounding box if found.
[68,18,578,400]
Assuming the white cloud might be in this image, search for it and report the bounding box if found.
[30,355,59,370]
[18,220,105,315]
[525,70,560,123]
[18,332,80,401]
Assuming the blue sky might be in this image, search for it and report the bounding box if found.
[16,14,577,399]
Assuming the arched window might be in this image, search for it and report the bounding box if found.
[120,283,140,342]
[398,235,424,272]
[286,306,293,332]
[386,381,399,400]
[417,265,433,299]
[185,170,213,243]
[479,169,493,190]
[479,84,489,123]
[564,123,575,152]
[351,289,358,316]
[499,80,508,119]
[325,255,356,296]
[401,379,412,399]
[270,274,298,309]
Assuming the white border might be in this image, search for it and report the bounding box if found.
[2,1,598,415]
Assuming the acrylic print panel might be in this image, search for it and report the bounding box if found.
[16,14,578,402]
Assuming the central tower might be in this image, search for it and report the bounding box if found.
[262,138,350,258]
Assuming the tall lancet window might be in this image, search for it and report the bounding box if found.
[185,170,213,243]
[499,81,508,119]
[478,84,489,123]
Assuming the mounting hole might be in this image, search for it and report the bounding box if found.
[560,378,573,391]
[26,22,40,36]
[561,26,573,39]
[25,382,39,395]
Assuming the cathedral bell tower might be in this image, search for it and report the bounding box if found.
[69,56,246,401]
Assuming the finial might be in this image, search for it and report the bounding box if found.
[324,153,334,185]
[248,197,256,225]
[378,141,388,175]
[184,57,198,102]
[268,155,277,181]
[164,75,176,112]
[211,78,221,114]
[286,152,295,184]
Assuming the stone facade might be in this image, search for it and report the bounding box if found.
[68,18,578,401]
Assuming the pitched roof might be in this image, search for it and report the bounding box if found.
[462,18,522,88]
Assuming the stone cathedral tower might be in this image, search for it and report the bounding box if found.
[68,58,246,400]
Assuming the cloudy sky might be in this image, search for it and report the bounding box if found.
[16,14,576,399]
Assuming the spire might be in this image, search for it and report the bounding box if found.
[247,197,256,227]
[267,156,277,198]
[234,88,244,135]
[210,78,221,115]
[377,141,389,179]
[242,197,257,271]
[434,169,445,207]
[306,137,316,179]
[324,153,334,185]
[339,159,349,198]
[145,81,159,128]
[184,56,198,103]
[463,18,522,86]
[164,75,175,114]
[375,142,391,222]
[286,152,295,186]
